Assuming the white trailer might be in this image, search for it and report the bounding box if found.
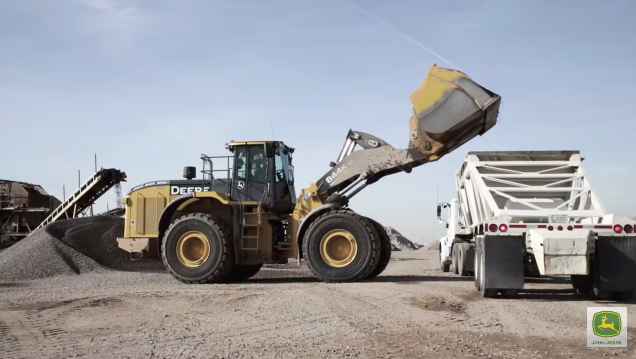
[437,151,636,299]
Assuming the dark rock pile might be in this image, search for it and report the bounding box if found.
[0,217,162,282]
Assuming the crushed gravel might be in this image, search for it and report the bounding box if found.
[0,217,163,282]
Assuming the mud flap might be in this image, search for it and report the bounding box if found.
[596,236,636,293]
[478,235,524,290]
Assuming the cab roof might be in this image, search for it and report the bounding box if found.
[227,140,277,146]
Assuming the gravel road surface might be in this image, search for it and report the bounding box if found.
[1,250,635,359]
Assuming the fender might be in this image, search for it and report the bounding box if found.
[296,203,342,258]
[157,195,193,238]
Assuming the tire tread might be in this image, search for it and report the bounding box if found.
[161,213,234,284]
[302,209,380,282]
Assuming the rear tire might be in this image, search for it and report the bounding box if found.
[303,210,380,282]
[161,213,235,283]
[364,218,392,280]
[228,264,263,282]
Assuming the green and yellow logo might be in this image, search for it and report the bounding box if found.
[593,311,622,337]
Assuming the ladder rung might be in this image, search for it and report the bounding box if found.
[242,235,258,239]
[243,224,259,227]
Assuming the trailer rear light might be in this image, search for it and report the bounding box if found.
[484,223,488,232]
[509,225,527,228]
[489,224,498,232]
[557,226,563,231]
[594,225,612,229]
[625,224,634,234]
[499,224,508,232]
[613,225,623,233]
[548,226,554,231]
[567,226,573,231]
[538,225,547,229]
[574,225,583,229]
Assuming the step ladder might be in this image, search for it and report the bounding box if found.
[34,168,126,231]
[241,205,261,251]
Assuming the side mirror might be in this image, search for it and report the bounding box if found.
[446,223,449,229]
[436,204,441,219]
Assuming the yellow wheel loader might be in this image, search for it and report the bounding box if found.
[116,65,501,283]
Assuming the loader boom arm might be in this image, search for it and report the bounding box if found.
[315,65,501,205]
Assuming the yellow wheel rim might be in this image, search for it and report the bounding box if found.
[319,229,358,267]
[176,231,211,268]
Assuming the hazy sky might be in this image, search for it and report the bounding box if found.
[2,0,635,243]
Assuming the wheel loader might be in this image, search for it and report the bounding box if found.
[116,65,501,283]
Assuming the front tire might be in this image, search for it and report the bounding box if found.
[364,217,392,280]
[303,210,380,282]
[161,213,235,283]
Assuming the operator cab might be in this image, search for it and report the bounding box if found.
[228,141,296,213]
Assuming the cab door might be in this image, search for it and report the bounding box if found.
[233,144,268,203]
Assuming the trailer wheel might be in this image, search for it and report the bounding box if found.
[478,243,497,298]
[451,245,459,274]
[474,243,481,290]
[228,264,263,282]
[161,213,234,283]
[364,217,392,280]
[303,210,380,282]
[457,243,470,276]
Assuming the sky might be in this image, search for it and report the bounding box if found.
[1,0,635,244]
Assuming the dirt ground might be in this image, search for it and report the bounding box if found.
[1,250,635,359]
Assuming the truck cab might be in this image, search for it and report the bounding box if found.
[226,141,296,214]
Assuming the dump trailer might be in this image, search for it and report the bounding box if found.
[437,151,636,299]
[0,180,61,244]
[116,65,501,283]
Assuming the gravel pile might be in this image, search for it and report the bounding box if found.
[384,226,423,251]
[424,240,439,250]
[0,217,163,282]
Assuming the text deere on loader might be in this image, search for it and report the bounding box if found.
[117,65,501,283]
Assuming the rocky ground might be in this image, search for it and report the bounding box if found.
[1,249,635,359]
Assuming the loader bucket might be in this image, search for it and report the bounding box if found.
[408,65,501,159]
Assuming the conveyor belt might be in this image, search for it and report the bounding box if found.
[34,169,126,231]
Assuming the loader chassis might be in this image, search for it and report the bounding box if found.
[116,64,502,283]
[438,151,636,299]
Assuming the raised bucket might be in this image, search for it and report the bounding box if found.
[408,65,501,160]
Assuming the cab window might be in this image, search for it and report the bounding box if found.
[275,150,285,183]
[249,145,266,183]
[235,146,247,180]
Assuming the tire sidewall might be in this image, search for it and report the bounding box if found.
[163,216,228,282]
[305,213,377,282]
